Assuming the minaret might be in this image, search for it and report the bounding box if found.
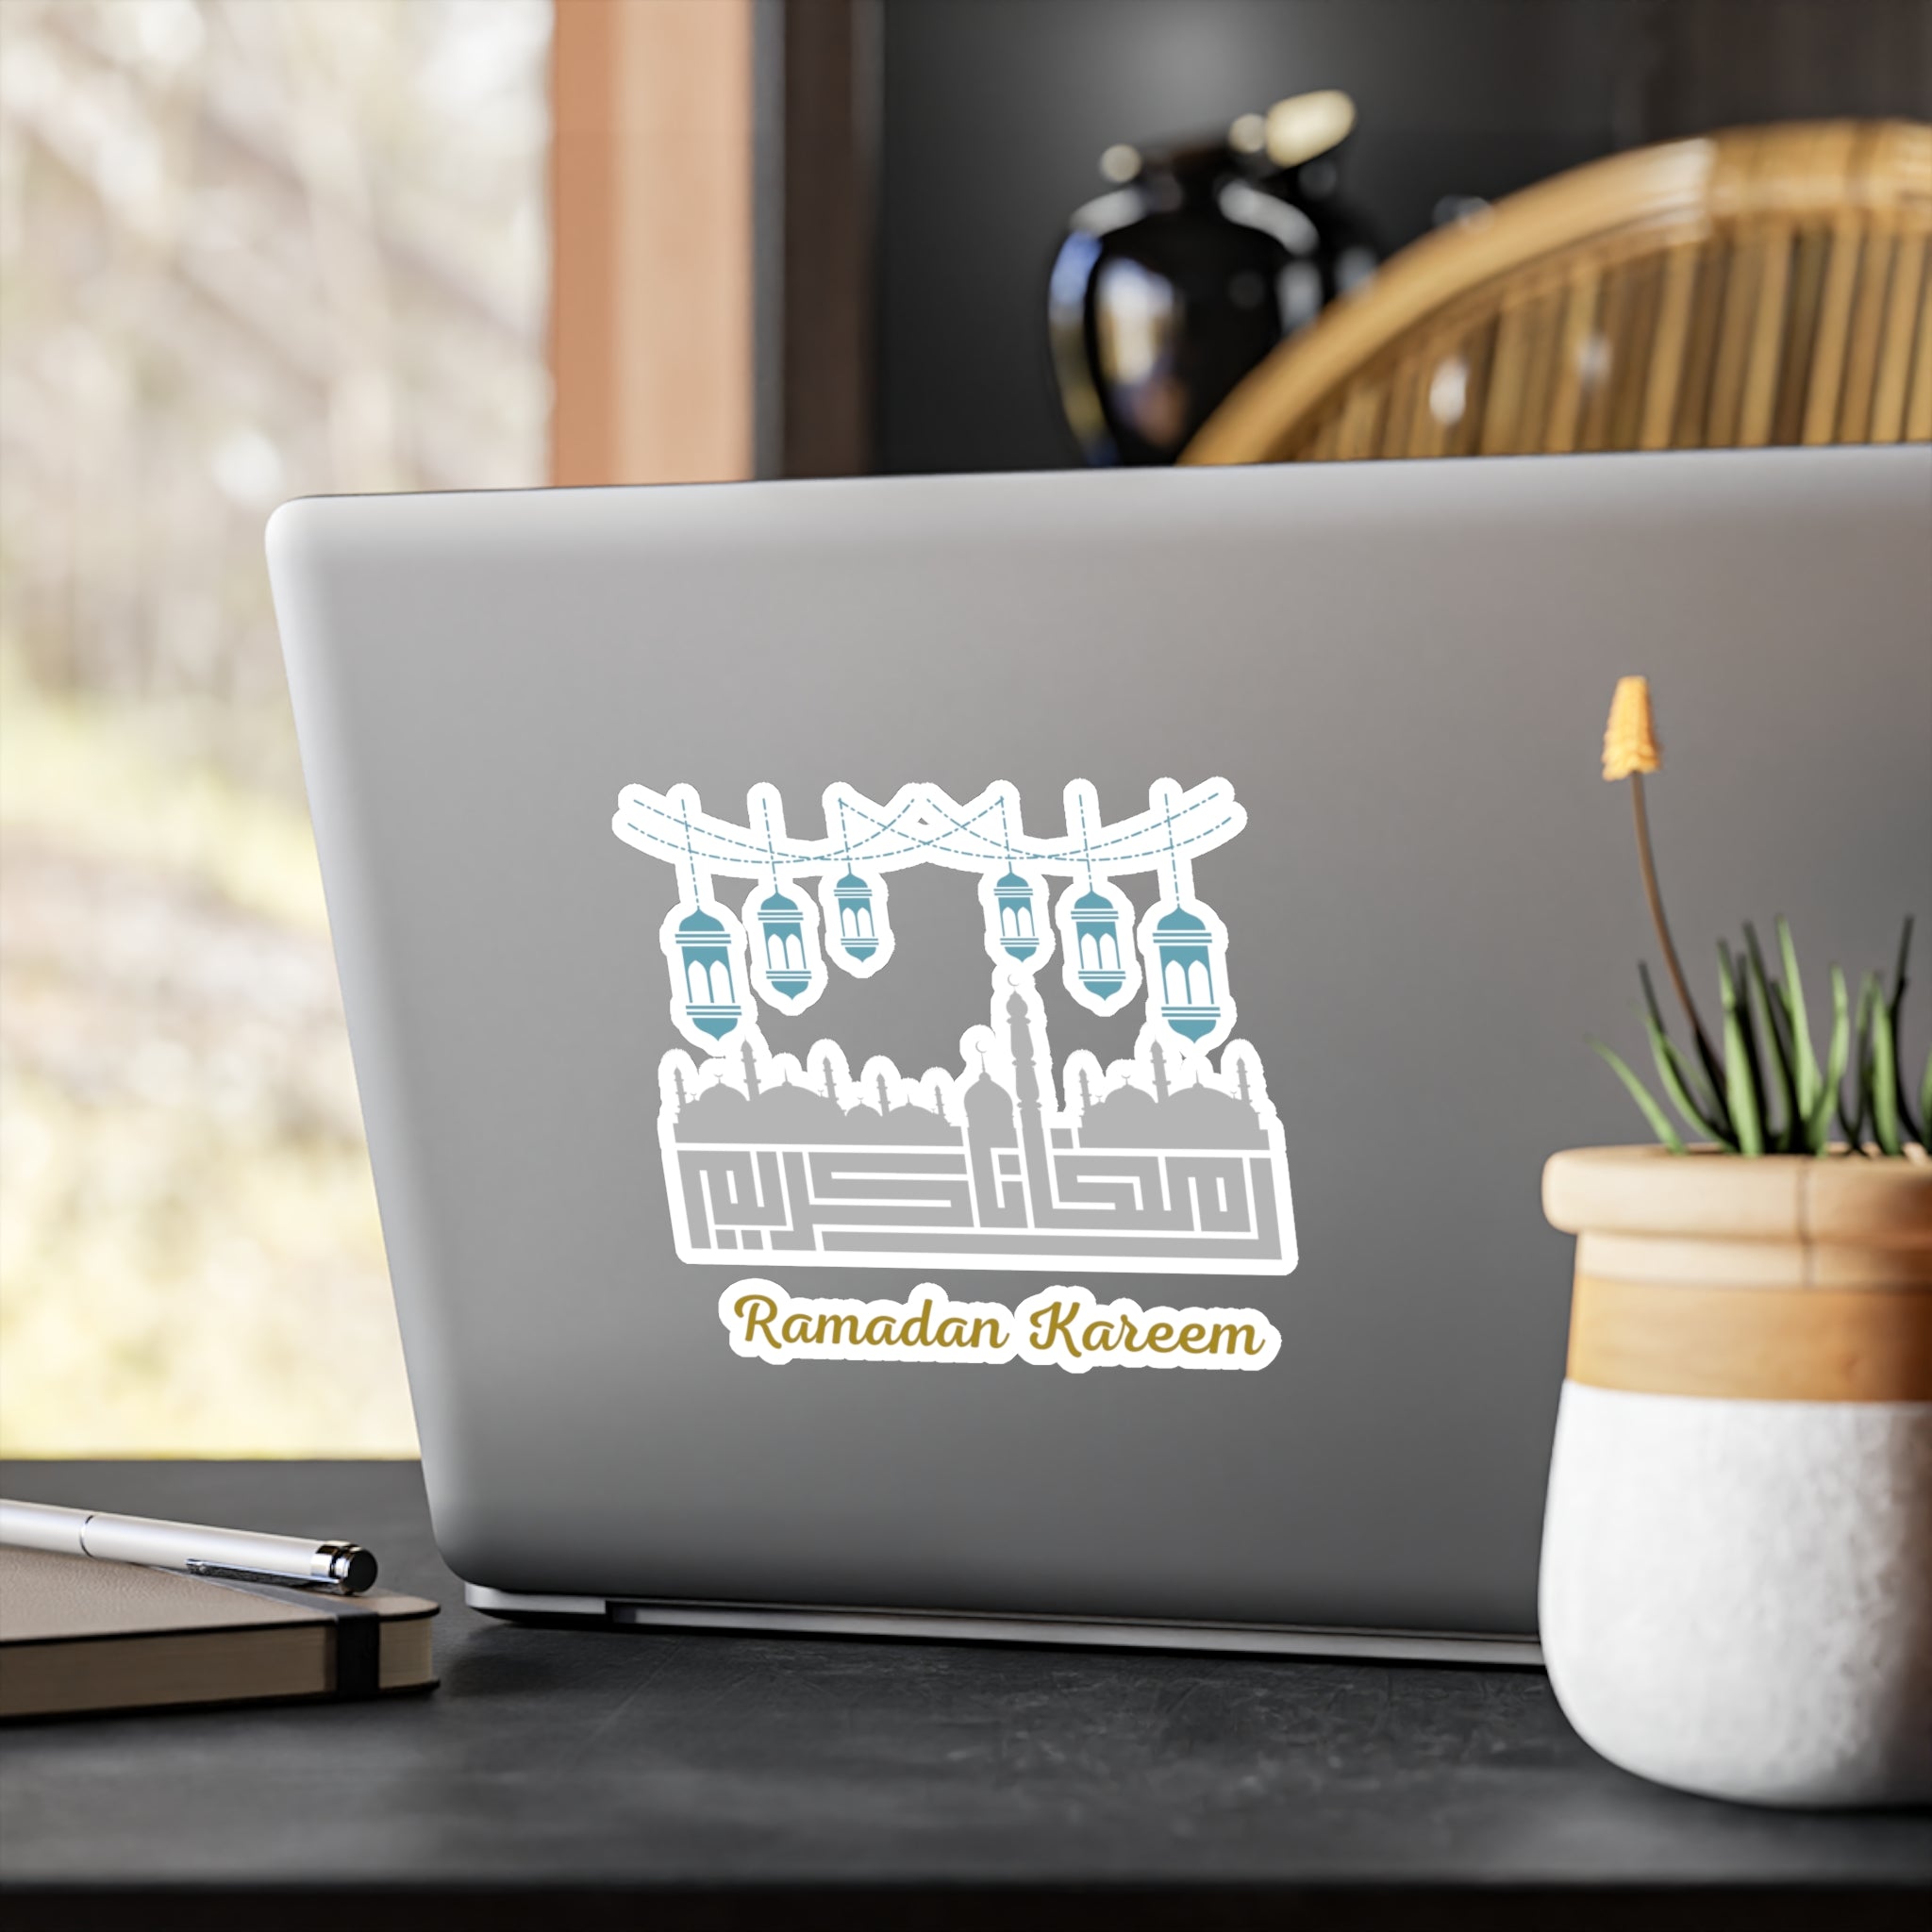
[672,1064,690,1112]
[821,1057,837,1101]
[874,1068,891,1115]
[739,1034,759,1098]
[962,1035,1023,1228]
[1151,1037,1171,1104]
[1007,990,1041,1108]
[1007,988,1054,1227]
[1070,1063,1095,1151]
[1236,1055,1253,1111]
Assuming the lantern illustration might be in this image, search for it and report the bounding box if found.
[1069,889,1125,999]
[992,870,1039,960]
[674,907,741,1039]
[833,871,878,961]
[1153,904,1219,1040]
[756,889,811,997]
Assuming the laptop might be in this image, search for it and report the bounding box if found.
[266,445,1930,1663]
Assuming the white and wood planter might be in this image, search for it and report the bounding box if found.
[1541,1146,1932,1807]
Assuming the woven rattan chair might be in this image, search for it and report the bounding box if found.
[1183,121,1932,465]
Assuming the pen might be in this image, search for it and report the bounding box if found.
[0,1499,378,1595]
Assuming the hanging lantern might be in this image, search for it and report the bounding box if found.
[833,871,878,961]
[1153,904,1219,1040]
[674,908,741,1039]
[1070,889,1125,999]
[992,870,1039,960]
[757,889,812,997]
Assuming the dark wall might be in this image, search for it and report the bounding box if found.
[874,0,1932,475]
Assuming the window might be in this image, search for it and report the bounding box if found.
[0,0,550,1454]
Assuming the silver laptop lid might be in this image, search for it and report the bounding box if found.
[267,447,1930,1636]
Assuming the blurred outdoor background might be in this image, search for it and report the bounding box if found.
[0,0,549,1452]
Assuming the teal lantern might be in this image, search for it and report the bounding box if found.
[833,871,878,962]
[1154,904,1218,1041]
[675,908,741,1039]
[757,889,811,997]
[1070,889,1124,999]
[992,870,1038,960]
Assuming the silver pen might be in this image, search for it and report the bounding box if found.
[0,1498,378,1594]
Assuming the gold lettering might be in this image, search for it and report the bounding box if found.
[1209,1322,1266,1356]
[736,1293,779,1345]
[1028,1299,1081,1357]
[726,1285,1270,1371]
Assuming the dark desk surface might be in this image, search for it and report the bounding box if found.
[2,1462,1926,1931]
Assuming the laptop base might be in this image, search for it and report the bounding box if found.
[466,1586,1542,1665]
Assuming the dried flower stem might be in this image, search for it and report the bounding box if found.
[1629,772,1717,1078]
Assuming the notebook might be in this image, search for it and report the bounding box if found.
[0,1546,437,1720]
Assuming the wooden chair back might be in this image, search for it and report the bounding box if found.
[1182,122,1932,465]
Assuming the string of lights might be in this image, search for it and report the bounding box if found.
[612,778,1244,879]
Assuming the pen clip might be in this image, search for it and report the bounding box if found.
[186,1558,342,1594]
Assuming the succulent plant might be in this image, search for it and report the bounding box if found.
[1592,677,1929,1158]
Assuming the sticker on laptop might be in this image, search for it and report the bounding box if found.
[611,777,1296,1369]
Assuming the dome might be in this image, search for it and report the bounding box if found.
[758,890,801,917]
[1076,1083,1160,1147]
[1073,889,1114,913]
[870,1100,963,1147]
[1156,904,1208,934]
[731,1081,844,1140]
[995,871,1030,896]
[673,1078,750,1139]
[836,871,868,893]
[962,1068,1016,1139]
[1154,1084,1268,1150]
[677,907,726,936]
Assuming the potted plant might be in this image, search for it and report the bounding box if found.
[1539,677,1931,1808]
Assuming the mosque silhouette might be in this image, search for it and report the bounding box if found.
[662,985,1288,1273]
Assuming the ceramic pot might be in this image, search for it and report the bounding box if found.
[1540,1147,1932,1807]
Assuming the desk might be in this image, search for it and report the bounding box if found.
[2,1461,1926,1930]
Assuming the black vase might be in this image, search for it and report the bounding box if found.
[1048,101,1378,466]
